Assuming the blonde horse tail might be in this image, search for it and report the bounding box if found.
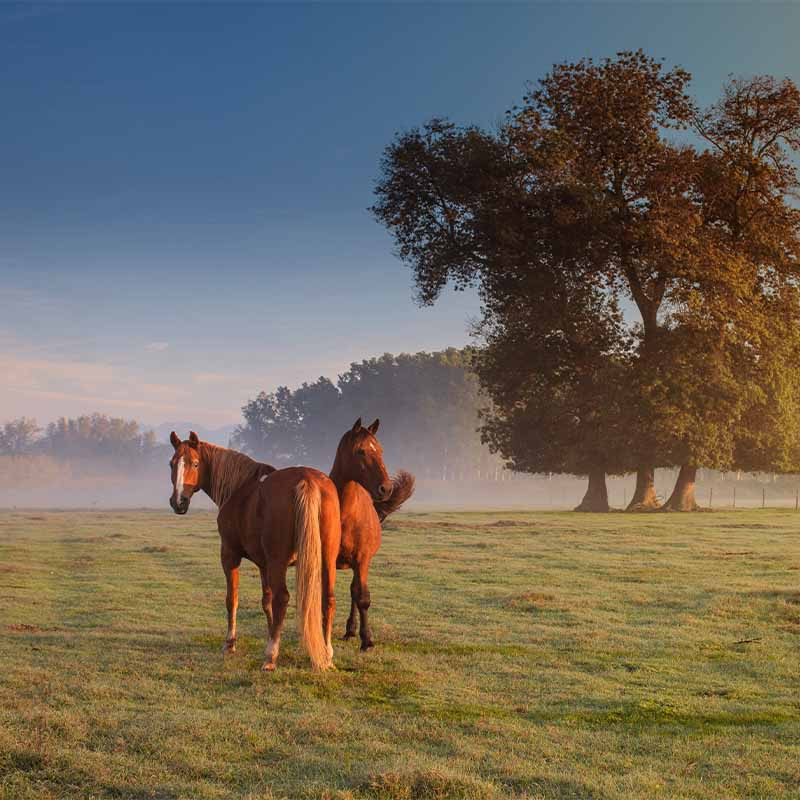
[293,479,330,671]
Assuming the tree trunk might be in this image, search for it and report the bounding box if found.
[574,467,610,512]
[662,464,698,511]
[626,465,661,511]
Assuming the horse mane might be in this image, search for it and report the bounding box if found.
[200,442,270,508]
[373,470,415,522]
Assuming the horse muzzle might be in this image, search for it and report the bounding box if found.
[375,481,393,502]
[170,495,190,515]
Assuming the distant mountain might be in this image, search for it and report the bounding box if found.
[150,422,238,448]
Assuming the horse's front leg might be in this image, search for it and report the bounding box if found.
[221,545,242,654]
[259,564,273,628]
[354,562,374,651]
[343,573,358,640]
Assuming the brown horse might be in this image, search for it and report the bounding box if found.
[168,422,414,658]
[169,432,341,671]
[331,418,415,650]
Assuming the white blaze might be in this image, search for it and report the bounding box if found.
[176,459,185,498]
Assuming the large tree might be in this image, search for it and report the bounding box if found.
[372,52,800,510]
[474,258,632,511]
[373,51,696,507]
[651,75,800,508]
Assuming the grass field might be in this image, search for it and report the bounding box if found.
[1,509,799,799]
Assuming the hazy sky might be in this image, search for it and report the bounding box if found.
[2,2,799,427]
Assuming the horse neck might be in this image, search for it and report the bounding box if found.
[329,449,349,493]
[200,442,259,507]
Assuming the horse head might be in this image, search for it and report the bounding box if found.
[332,418,393,502]
[168,430,206,514]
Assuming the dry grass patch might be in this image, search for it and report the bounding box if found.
[504,591,572,612]
[352,769,503,800]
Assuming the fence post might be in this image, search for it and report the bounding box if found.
[762,487,766,509]
[709,487,713,508]
[733,486,736,509]
[796,487,798,511]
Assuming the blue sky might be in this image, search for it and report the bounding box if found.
[2,2,798,427]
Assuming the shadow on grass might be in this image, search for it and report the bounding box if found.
[568,698,799,730]
[348,768,605,800]
[0,749,181,800]
[351,768,502,799]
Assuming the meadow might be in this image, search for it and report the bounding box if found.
[1,508,799,799]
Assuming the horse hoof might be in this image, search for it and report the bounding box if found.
[342,631,356,641]
[222,640,236,654]
[261,662,276,672]
[360,641,375,652]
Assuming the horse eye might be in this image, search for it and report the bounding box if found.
[356,448,366,456]
[192,462,199,468]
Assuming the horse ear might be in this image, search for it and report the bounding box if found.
[351,418,362,432]
[170,431,181,450]
[188,431,200,448]
[367,418,380,435]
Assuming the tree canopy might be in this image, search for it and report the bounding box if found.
[232,349,497,478]
[39,414,159,462]
[372,51,800,510]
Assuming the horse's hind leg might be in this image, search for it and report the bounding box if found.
[354,561,374,651]
[221,544,243,654]
[262,561,289,672]
[322,558,337,663]
[343,573,358,640]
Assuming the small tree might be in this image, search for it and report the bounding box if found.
[0,417,40,455]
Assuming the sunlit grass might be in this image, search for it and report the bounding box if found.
[1,509,799,799]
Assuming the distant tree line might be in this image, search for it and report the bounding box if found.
[232,349,502,479]
[0,417,40,456]
[0,414,161,465]
[372,50,800,511]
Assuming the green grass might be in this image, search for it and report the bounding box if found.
[1,509,799,799]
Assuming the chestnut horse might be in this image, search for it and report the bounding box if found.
[168,432,342,671]
[331,418,415,650]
